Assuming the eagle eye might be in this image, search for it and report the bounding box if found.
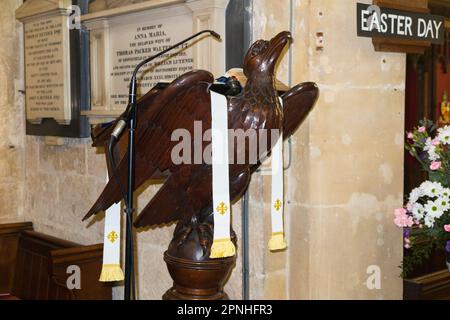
[250,41,269,57]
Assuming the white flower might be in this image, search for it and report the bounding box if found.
[408,187,422,204]
[406,202,413,211]
[424,214,435,228]
[428,146,439,161]
[424,138,440,160]
[436,195,450,212]
[419,181,443,198]
[437,126,450,145]
[411,203,425,220]
[441,188,450,198]
[424,200,444,219]
[424,137,432,150]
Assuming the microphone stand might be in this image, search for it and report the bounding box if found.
[111,30,221,300]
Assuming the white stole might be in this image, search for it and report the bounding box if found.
[99,173,124,282]
[268,99,287,250]
[210,90,236,258]
[209,91,287,259]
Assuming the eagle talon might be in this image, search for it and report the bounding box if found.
[198,223,213,255]
[176,225,193,247]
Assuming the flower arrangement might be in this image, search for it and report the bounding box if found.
[395,119,450,277]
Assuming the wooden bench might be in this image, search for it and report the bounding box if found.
[404,270,450,300]
[0,222,112,300]
[403,246,450,300]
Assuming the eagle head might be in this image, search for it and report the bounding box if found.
[243,31,292,79]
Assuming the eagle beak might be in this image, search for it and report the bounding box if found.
[266,31,292,66]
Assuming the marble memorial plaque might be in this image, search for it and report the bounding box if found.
[108,14,194,109]
[24,14,71,124]
[82,0,228,123]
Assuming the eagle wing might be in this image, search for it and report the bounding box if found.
[282,82,319,138]
[83,70,214,220]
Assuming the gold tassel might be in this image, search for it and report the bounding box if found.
[210,238,236,258]
[268,232,287,251]
[99,264,124,282]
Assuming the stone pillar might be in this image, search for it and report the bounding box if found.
[289,0,404,299]
[251,0,404,299]
[186,0,229,77]
[248,0,292,299]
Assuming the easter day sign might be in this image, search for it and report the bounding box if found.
[357,3,445,44]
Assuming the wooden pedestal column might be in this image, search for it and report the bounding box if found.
[163,218,236,300]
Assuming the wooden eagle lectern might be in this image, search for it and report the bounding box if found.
[84,31,318,300]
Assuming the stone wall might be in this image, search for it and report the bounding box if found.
[247,0,404,299]
[0,0,25,223]
[289,0,404,299]
[1,0,404,300]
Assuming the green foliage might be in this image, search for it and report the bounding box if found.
[401,237,435,278]
[402,232,449,278]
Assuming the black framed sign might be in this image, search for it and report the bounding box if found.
[357,2,445,44]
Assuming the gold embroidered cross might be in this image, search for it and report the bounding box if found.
[216,202,228,215]
[107,231,118,243]
[274,199,282,211]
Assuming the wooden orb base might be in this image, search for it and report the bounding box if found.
[162,220,237,300]
[163,251,235,300]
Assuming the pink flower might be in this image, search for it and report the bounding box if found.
[404,237,411,249]
[407,132,414,139]
[418,126,426,133]
[430,161,442,171]
[432,138,440,146]
[394,208,414,228]
[444,225,450,232]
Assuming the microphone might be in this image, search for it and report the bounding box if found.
[209,30,221,41]
[110,30,222,139]
[111,118,127,139]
